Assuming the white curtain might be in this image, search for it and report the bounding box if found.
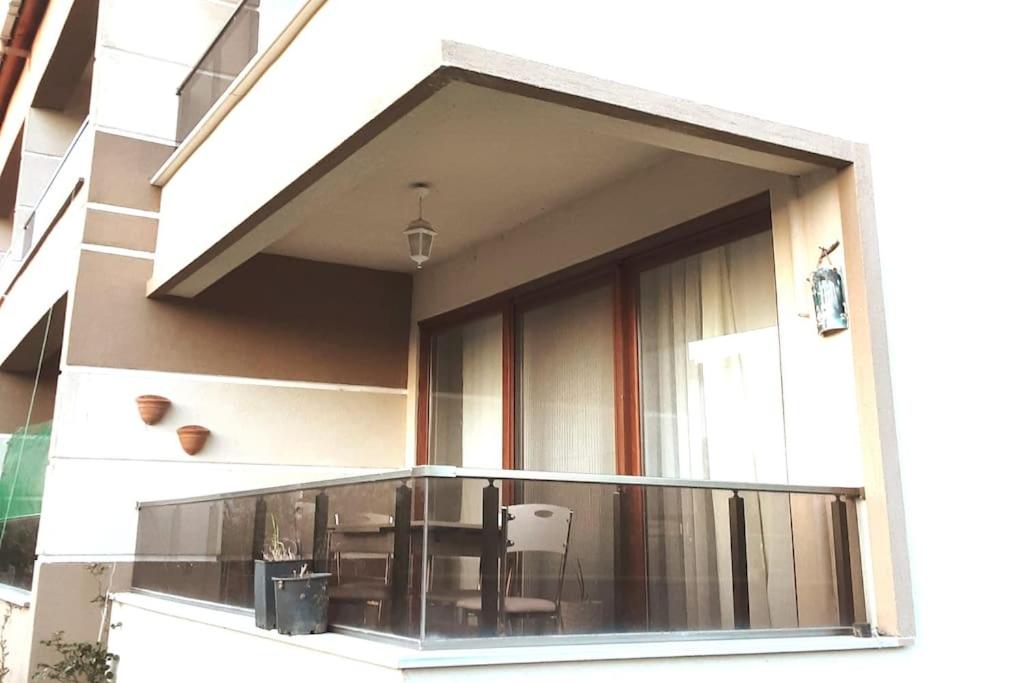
[519,285,617,475]
[426,315,503,597]
[429,315,503,469]
[639,231,797,630]
[459,316,503,469]
[517,285,617,613]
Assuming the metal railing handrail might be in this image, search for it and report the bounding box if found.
[176,0,253,95]
[137,465,864,509]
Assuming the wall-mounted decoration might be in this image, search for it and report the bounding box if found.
[135,395,171,425]
[176,425,210,455]
[810,241,849,336]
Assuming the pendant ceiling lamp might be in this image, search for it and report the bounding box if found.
[404,182,437,269]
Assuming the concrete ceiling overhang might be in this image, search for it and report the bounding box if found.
[150,41,856,298]
[263,81,677,271]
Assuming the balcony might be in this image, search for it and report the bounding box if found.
[133,467,866,646]
[0,119,88,296]
[175,0,259,142]
[174,0,307,143]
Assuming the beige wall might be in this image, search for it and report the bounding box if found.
[51,366,407,469]
[87,131,171,211]
[108,595,403,683]
[0,598,33,683]
[105,591,906,683]
[26,562,132,678]
[0,369,57,433]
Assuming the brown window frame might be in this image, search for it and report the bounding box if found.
[416,192,773,476]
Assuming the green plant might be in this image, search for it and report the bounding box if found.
[87,564,107,606]
[0,605,11,681]
[262,514,299,562]
[33,632,117,682]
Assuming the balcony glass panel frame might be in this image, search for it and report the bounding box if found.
[132,466,867,648]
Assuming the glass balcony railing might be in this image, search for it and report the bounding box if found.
[175,0,260,142]
[133,467,867,646]
[0,119,89,294]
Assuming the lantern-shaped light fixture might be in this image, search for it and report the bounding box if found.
[810,241,849,336]
[404,182,437,269]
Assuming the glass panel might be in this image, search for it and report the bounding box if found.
[517,285,616,474]
[429,314,503,468]
[421,477,492,638]
[416,476,857,641]
[638,230,787,483]
[176,1,260,141]
[133,475,865,643]
[325,479,406,636]
[133,489,316,608]
[0,421,51,591]
[790,492,842,627]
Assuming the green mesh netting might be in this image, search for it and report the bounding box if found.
[0,420,51,522]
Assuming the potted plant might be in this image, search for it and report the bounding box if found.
[559,559,605,634]
[254,515,306,630]
[274,563,331,635]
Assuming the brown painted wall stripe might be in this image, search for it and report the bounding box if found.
[88,132,173,212]
[83,209,158,252]
[67,250,412,387]
[0,369,57,433]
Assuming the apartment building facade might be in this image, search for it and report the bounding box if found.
[0,0,1017,681]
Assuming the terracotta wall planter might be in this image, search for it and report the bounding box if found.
[135,395,171,425]
[176,425,210,455]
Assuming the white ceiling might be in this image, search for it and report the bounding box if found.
[264,81,674,272]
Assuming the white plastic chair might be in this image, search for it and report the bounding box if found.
[456,503,573,634]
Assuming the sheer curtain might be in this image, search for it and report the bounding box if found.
[427,315,503,594]
[639,230,797,630]
[517,285,617,612]
[429,315,503,469]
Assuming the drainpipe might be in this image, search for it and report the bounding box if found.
[0,0,48,129]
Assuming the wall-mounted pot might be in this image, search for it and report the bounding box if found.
[135,395,171,425]
[176,425,210,455]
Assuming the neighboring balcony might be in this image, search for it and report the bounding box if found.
[133,467,866,645]
[174,0,259,143]
[174,0,306,143]
[0,119,88,371]
[0,120,88,295]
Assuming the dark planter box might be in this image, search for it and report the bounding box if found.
[274,573,331,635]
[254,559,306,630]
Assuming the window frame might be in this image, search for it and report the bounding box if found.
[416,192,774,477]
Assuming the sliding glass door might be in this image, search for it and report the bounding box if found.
[637,229,786,481]
[415,197,830,631]
[516,283,617,475]
[634,230,795,630]
[419,204,786,480]
[428,314,503,468]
